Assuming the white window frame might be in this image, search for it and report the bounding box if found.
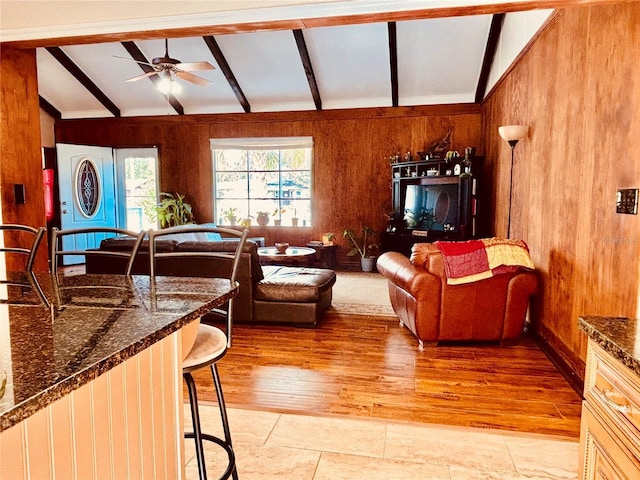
[211,137,313,227]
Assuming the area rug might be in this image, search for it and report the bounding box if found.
[329,271,395,316]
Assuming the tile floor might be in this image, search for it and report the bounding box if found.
[184,405,579,480]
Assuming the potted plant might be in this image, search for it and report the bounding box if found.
[221,207,239,226]
[155,192,194,228]
[322,232,336,246]
[256,211,270,226]
[272,207,285,226]
[291,208,299,227]
[343,226,378,272]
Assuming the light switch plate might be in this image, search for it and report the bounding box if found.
[616,188,638,214]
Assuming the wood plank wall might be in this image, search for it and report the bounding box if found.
[0,47,48,272]
[482,3,640,376]
[55,106,482,268]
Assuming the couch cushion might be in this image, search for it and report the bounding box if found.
[176,239,264,282]
[255,266,336,303]
[160,223,223,242]
[99,236,177,252]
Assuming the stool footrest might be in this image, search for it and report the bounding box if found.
[185,431,236,480]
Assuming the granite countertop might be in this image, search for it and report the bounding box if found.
[0,272,237,432]
[579,315,640,375]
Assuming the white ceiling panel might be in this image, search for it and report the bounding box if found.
[303,22,391,110]
[58,42,168,117]
[36,48,111,119]
[397,15,492,106]
[214,30,315,113]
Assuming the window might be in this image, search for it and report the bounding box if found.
[211,137,313,227]
[114,148,159,231]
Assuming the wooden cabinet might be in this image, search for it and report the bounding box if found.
[580,340,640,479]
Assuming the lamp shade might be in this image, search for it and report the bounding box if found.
[498,125,529,142]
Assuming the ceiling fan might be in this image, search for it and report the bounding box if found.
[119,39,215,87]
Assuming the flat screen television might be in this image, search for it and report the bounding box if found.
[402,182,461,233]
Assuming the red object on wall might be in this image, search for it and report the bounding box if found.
[43,168,54,220]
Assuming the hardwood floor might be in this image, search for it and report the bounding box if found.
[191,312,583,439]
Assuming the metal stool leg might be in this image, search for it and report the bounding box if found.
[184,372,208,480]
[211,364,238,480]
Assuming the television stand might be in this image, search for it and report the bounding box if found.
[381,230,460,257]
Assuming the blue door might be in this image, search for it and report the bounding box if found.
[56,143,118,264]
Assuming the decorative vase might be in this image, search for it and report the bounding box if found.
[256,214,269,226]
[360,257,376,272]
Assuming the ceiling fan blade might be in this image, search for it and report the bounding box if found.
[125,71,159,82]
[113,55,156,68]
[176,61,215,72]
[175,71,211,87]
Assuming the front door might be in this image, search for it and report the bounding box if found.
[56,143,117,264]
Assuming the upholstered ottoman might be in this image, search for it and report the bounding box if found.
[253,265,336,327]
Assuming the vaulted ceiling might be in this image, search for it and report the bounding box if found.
[1,1,555,119]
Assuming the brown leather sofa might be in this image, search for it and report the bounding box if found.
[376,243,537,348]
[85,236,336,327]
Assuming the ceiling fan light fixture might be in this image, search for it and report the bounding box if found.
[156,73,182,95]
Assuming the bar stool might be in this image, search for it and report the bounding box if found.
[147,225,249,480]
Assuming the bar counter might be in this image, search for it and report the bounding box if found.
[0,272,237,478]
[579,315,640,375]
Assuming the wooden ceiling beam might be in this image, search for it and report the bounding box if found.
[293,29,321,111]
[45,46,121,117]
[5,0,613,49]
[475,13,505,103]
[39,95,62,119]
[388,22,399,108]
[202,35,251,113]
[120,41,184,115]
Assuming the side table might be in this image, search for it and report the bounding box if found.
[258,246,316,266]
[307,243,337,269]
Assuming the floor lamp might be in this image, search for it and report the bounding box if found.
[498,125,529,238]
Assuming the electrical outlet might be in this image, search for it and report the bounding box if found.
[616,188,638,214]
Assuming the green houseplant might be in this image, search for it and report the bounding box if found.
[221,207,239,226]
[343,226,378,272]
[322,232,336,246]
[155,192,194,228]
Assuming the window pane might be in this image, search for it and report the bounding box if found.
[216,150,247,171]
[282,171,310,199]
[249,150,279,171]
[124,156,157,230]
[215,172,247,198]
[281,149,311,170]
[248,172,273,198]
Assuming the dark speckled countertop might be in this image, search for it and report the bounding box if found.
[579,315,640,375]
[0,273,237,432]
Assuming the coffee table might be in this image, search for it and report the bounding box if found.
[258,246,316,266]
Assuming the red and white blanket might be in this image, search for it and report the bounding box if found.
[433,237,534,285]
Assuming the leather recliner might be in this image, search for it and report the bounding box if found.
[376,243,538,348]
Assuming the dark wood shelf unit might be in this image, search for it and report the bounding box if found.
[383,156,482,256]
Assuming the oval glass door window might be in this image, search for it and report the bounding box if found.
[75,158,101,217]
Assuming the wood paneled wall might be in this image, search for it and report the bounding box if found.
[56,106,482,267]
[482,3,640,376]
[0,47,48,271]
